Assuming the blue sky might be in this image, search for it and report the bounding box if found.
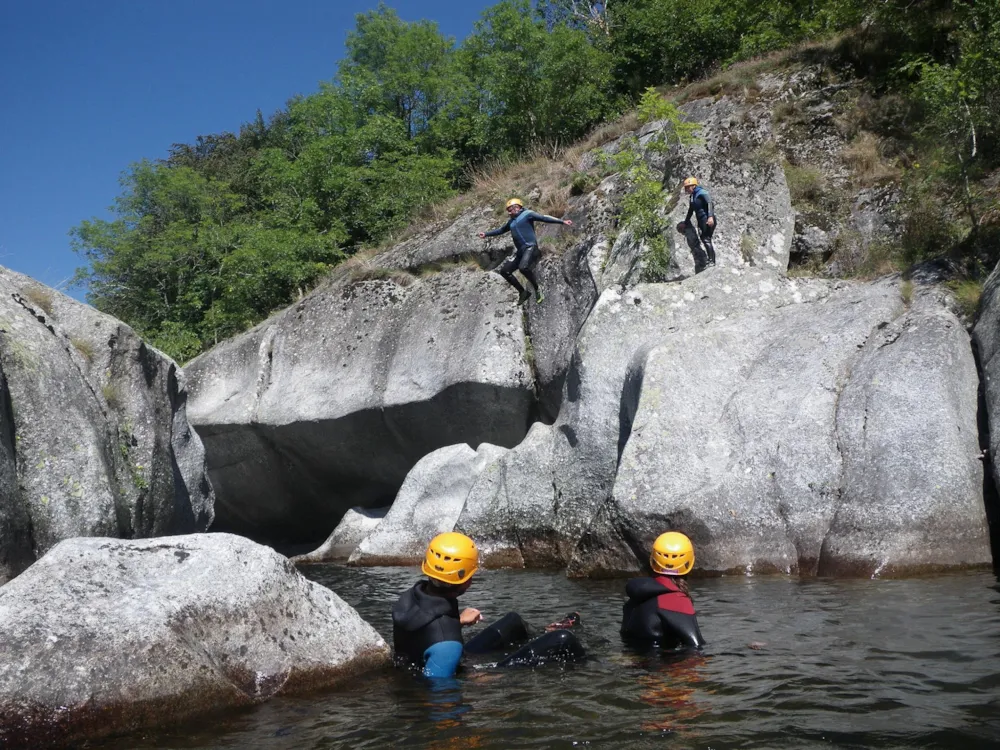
[0,0,491,298]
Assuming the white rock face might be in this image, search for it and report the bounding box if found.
[349,442,508,565]
[0,534,389,747]
[292,506,389,564]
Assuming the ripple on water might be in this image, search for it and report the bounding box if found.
[93,568,1000,749]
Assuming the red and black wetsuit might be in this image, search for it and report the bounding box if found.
[620,575,706,650]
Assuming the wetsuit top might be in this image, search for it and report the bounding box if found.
[392,581,464,678]
[484,210,564,251]
[620,575,706,650]
[685,186,715,227]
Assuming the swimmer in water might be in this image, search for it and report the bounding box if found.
[620,531,706,650]
[392,532,585,678]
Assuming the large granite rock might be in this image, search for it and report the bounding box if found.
[460,268,833,569]
[186,269,534,543]
[819,292,990,575]
[349,442,508,565]
[0,534,388,747]
[0,268,213,584]
[571,281,904,576]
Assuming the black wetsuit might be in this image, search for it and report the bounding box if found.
[485,209,564,297]
[620,575,706,650]
[392,583,585,677]
[685,186,716,266]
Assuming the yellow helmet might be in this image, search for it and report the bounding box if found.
[650,531,694,575]
[422,532,479,585]
[683,177,699,188]
[505,197,524,209]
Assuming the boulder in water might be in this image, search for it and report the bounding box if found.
[0,534,388,747]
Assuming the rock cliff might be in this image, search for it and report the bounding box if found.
[190,65,995,576]
[0,268,213,584]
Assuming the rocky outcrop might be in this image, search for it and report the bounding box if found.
[0,268,213,584]
[348,442,508,565]
[292,506,388,564]
[568,283,990,578]
[0,534,388,747]
[819,292,989,575]
[186,269,534,543]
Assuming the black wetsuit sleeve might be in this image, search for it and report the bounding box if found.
[685,197,695,224]
[484,219,512,237]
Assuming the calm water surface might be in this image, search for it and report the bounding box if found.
[99,567,1000,749]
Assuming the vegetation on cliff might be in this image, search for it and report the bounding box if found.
[71,0,1000,361]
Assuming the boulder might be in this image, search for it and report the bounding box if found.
[292,506,388,564]
[185,269,534,543]
[819,292,990,575]
[461,268,834,569]
[350,442,508,565]
[0,534,388,747]
[568,280,903,577]
[0,267,213,584]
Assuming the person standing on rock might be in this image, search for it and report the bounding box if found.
[392,532,585,678]
[680,177,716,268]
[620,531,706,650]
[477,197,573,305]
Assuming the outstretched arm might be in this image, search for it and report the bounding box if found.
[524,210,573,227]
[479,219,512,239]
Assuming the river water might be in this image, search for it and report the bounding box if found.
[99,566,1000,749]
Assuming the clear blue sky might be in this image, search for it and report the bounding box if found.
[0,0,492,298]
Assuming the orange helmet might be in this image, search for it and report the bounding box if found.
[683,177,699,188]
[650,531,694,575]
[422,532,479,585]
[505,197,524,209]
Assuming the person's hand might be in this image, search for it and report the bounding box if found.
[477,232,486,239]
[563,219,573,227]
[706,217,715,228]
[460,607,482,626]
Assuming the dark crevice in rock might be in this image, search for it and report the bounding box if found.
[616,345,651,466]
[972,339,1000,569]
[201,381,533,545]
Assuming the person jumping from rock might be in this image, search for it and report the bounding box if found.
[477,198,573,305]
[620,531,706,650]
[392,532,584,678]
[679,177,716,269]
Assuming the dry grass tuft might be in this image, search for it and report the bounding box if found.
[70,337,96,363]
[946,279,983,320]
[24,286,55,316]
[842,132,901,186]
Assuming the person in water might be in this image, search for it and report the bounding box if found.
[392,532,585,678]
[477,197,573,305]
[680,177,716,268]
[620,531,706,650]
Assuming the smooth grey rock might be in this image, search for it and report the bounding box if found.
[292,506,388,564]
[0,534,388,747]
[819,294,990,575]
[186,269,534,543]
[456,423,566,567]
[351,442,508,565]
[569,280,903,577]
[0,268,213,583]
[463,269,835,569]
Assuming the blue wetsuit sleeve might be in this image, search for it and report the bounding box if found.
[484,219,512,238]
[423,641,463,678]
[527,211,564,225]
